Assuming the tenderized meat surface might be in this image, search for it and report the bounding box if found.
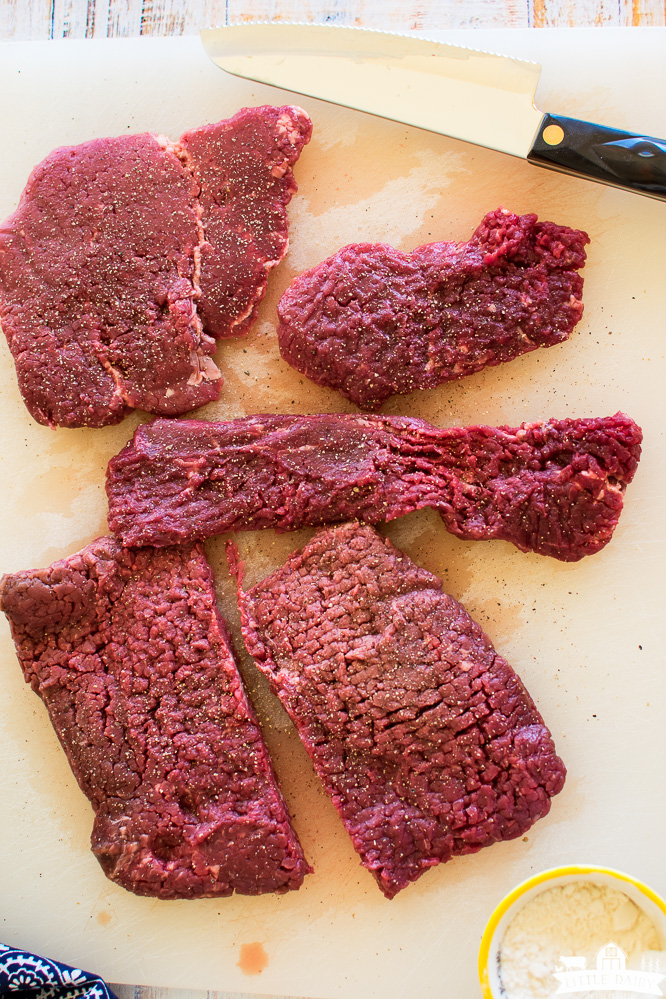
[180,108,311,339]
[277,208,589,409]
[232,522,566,899]
[105,412,642,562]
[0,106,311,428]
[0,537,310,898]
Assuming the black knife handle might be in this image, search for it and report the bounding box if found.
[528,113,666,201]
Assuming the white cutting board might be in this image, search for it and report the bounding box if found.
[0,28,665,999]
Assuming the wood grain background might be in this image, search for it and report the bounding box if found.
[0,0,664,40]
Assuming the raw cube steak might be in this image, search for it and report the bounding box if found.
[0,105,311,427]
[0,537,310,898]
[105,411,642,562]
[277,208,589,409]
[232,522,566,898]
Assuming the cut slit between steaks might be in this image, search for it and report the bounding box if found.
[0,538,311,898]
[0,105,312,428]
[231,522,566,899]
[105,411,642,562]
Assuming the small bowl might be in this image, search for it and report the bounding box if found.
[479,864,666,998]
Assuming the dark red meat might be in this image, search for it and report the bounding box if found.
[0,538,311,898]
[105,412,642,562]
[181,107,312,339]
[0,106,311,428]
[232,522,566,899]
[277,208,589,409]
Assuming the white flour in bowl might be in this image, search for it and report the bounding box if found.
[498,880,661,999]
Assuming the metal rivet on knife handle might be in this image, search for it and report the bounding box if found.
[542,123,565,146]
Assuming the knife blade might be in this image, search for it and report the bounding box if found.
[200,23,666,201]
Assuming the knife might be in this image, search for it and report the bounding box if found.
[201,23,666,202]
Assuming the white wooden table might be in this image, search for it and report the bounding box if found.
[1,2,663,998]
[0,0,664,37]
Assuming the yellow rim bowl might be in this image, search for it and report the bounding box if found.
[478,864,666,998]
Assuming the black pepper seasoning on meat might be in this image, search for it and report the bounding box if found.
[105,411,642,562]
[232,522,566,899]
[0,106,311,428]
[0,537,311,898]
[277,208,589,409]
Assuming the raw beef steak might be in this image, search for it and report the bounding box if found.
[0,106,311,428]
[0,538,311,898]
[180,107,311,339]
[277,208,589,409]
[232,522,566,898]
[105,411,642,562]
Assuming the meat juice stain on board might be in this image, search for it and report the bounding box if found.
[206,529,333,849]
[294,115,424,222]
[237,941,269,976]
[0,675,95,851]
[382,508,476,597]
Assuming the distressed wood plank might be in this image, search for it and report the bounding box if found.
[0,0,54,40]
[531,0,665,24]
[1,0,664,40]
[105,0,144,36]
[223,0,530,29]
[630,0,666,23]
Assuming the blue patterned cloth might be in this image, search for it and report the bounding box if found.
[0,944,118,999]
